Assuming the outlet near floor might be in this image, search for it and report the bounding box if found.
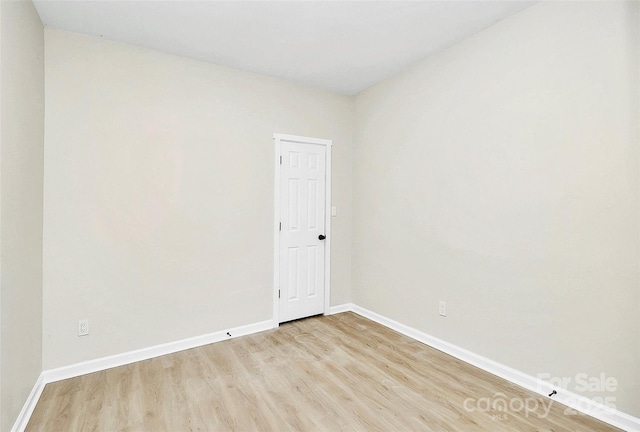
[78,319,89,336]
[439,301,447,317]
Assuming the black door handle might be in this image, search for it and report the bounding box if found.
[318,235,326,240]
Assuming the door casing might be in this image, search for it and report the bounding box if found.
[273,133,332,327]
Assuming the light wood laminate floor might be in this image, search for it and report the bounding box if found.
[26,312,620,431]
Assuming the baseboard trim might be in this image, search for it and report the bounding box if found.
[42,319,273,385]
[327,303,354,315]
[13,306,640,432]
[349,304,640,432]
[11,373,45,432]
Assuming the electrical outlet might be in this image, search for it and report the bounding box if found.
[439,301,447,317]
[78,319,89,336]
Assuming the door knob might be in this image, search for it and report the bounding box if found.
[318,235,326,240]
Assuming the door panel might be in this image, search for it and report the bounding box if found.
[279,141,326,322]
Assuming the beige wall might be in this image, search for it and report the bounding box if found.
[354,1,640,417]
[0,0,44,430]
[43,28,353,369]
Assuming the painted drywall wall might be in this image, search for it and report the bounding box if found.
[43,28,353,369]
[1,5,3,426]
[354,1,640,418]
[0,0,44,430]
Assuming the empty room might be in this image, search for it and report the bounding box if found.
[1,0,639,431]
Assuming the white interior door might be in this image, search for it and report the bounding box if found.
[278,140,327,323]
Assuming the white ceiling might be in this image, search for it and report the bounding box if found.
[33,1,535,95]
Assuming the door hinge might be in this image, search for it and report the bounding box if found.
[278,290,281,299]
[279,222,282,231]
[280,155,282,165]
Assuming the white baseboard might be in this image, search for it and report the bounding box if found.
[348,304,640,432]
[42,319,273,384]
[13,306,640,432]
[11,373,46,432]
[327,303,354,315]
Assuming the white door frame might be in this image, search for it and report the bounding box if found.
[273,133,332,327]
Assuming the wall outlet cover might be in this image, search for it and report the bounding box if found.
[78,319,89,336]
[439,301,447,317]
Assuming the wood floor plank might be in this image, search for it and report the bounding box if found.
[26,312,621,431]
